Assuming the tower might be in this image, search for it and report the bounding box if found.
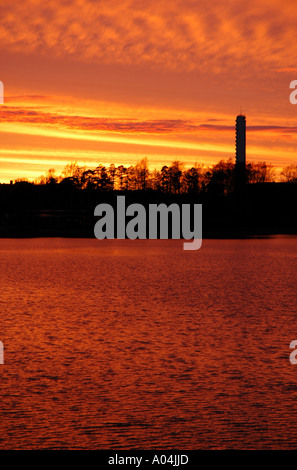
[235,114,246,167]
[235,114,246,186]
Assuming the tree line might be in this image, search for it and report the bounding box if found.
[12,158,297,195]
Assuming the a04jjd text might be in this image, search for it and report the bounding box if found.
[108,454,189,467]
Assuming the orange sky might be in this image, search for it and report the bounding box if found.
[0,0,297,183]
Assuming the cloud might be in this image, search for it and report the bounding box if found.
[1,105,297,136]
[0,105,197,133]
[5,95,51,103]
[198,124,297,133]
[0,0,296,74]
[276,68,297,73]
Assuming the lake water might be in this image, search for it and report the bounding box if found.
[0,237,297,449]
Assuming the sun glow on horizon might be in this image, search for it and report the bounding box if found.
[1,0,297,182]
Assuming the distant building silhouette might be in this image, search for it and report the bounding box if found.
[235,114,246,166]
[235,114,246,186]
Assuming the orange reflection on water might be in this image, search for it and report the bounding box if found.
[0,237,297,449]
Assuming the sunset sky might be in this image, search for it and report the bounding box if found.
[1,0,297,183]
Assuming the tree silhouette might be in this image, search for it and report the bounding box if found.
[280,164,297,183]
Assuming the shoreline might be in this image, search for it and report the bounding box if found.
[1,228,296,239]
